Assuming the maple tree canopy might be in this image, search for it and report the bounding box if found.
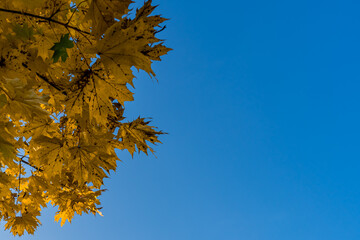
[0,0,170,236]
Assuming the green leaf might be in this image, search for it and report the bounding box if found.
[50,33,74,63]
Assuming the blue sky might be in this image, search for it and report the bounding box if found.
[2,0,360,239]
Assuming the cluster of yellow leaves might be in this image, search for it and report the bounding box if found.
[0,0,169,236]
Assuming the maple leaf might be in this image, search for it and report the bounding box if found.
[92,1,171,76]
[118,118,163,155]
[30,34,55,60]
[12,23,35,42]
[11,0,44,9]
[0,195,18,220]
[85,0,133,37]
[50,34,75,63]
[30,135,70,178]
[22,117,58,139]
[0,0,169,236]
[0,120,19,172]
[0,78,49,121]
[5,212,41,236]
[0,135,15,163]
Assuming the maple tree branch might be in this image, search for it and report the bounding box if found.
[21,62,68,95]
[16,154,42,172]
[49,2,68,19]
[36,73,68,96]
[64,1,93,45]
[66,29,91,69]
[66,0,87,25]
[48,7,61,20]
[20,160,43,172]
[0,8,90,35]
[18,159,21,193]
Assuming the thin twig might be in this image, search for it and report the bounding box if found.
[16,154,43,172]
[18,158,21,192]
[66,0,87,25]
[36,73,68,95]
[21,159,43,172]
[48,4,62,19]
[65,1,93,45]
[0,8,90,35]
[66,28,91,69]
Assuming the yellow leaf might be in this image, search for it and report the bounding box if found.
[30,35,55,60]
[119,118,163,155]
[94,1,169,76]
[0,78,49,121]
[5,212,41,236]
[11,0,45,9]
[0,0,169,235]
[85,0,133,37]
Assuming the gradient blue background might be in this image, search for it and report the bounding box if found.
[2,0,360,239]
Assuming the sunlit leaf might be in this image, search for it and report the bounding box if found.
[0,0,169,236]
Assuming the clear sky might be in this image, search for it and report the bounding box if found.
[2,0,360,239]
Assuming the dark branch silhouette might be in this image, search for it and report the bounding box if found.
[0,8,90,35]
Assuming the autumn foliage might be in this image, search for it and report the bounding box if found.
[0,0,170,236]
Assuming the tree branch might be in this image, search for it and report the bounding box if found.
[0,7,90,35]
[16,154,43,172]
[21,160,43,172]
[36,73,68,96]
[66,29,91,69]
